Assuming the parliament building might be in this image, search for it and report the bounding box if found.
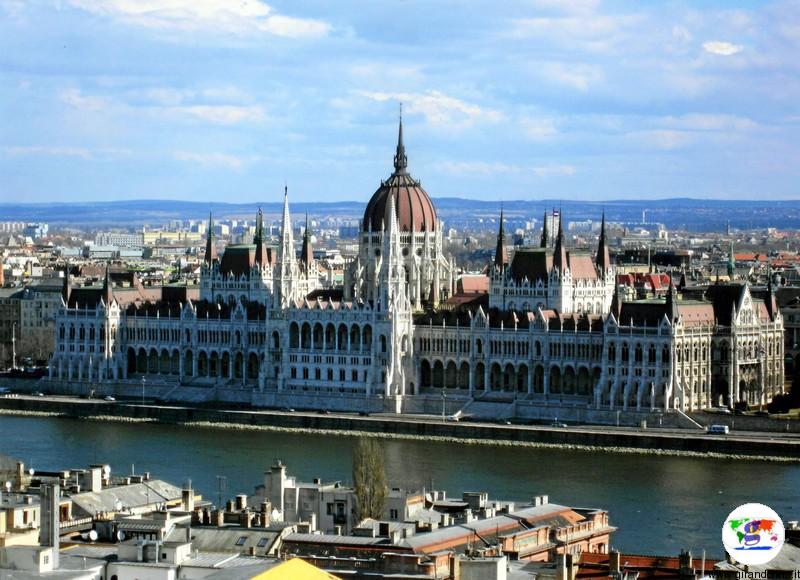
[49,121,785,423]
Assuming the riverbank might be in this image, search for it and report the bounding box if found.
[1,396,798,462]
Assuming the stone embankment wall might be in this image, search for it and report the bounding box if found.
[0,396,797,461]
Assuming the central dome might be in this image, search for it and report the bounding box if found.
[362,118,437,233]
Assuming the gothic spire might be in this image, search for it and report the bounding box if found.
[610,283,622,321]
[494,208,508,269]
[666,275,679,323]
[62,262,71,306]
[254,207,268,266]
[280,185,294,265]
[540,210,549,248]
[767,262,777,321]
[553,209,567,273]
[300,211,313,270]
[727,240,735,281]
[204,212,217,265]
[102,261,114,307]
[393,106,408,174]
[596,211,610,271]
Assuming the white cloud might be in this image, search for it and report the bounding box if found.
[539,63,603,92]
[662,114,756,131]
[702,41,743,56]
[173,151,247,170]
[60,88,110,112]
[521,117,558,140]
[61,87,265,125]
[438,161,520,175]
[532,164,576,177]
[66,0,329,38]
[1,146,132,160]
[171,105,265,124]
[3,146,94,160]
[356,90,503,126]
[627,130,694,150]
[438,161,575,178]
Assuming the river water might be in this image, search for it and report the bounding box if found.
[1,415,797,558]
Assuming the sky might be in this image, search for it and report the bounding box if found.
[0,0,799,205]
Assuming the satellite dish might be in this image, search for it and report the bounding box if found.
[103,466,111,476]
[81,530,99,542]
[28,469,34,476]
[116,530,126,542]
[115,500,123,512]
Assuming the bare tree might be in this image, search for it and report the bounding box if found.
[352,437,387,522]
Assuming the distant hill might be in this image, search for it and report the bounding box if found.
[1,197,800,230]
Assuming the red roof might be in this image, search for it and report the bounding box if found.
[579,552,718,580]
[458,275,489,294]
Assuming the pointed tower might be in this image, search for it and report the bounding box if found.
[62,263,72,306]
[727,240,735,281]
[0,255,4,288]
[610,284,622,321]
[278,186,297,306]
[280,186,294,266]
[596,211,610,271]
[766,263,777,321]
[379,192,406,308]
[253,208,268,267]
[494,208,508,269]
[102,262,114,307]
[204,212,217,265]
[393,106,408,174]
[666,277,679,323]
[540,210,549,248]
[552,210,568,273]
[300,211,313,271]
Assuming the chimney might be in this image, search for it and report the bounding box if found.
[236,494,247,511]
[679,550,695,579]
[226,499,235,512]
[182,487,195,512]
[39,483,60,569]
[240,510,253,528]
[248,546,256,556]
[557,554,577,580]
[215,510,225,527]
[609,550,621,574]
[15,462,25,492]
[313,478,321,485]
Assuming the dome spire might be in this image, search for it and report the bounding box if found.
[393,103,408,173]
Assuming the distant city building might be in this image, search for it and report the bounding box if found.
[95,232,144,248]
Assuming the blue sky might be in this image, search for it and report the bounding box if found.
[1,0,798,204]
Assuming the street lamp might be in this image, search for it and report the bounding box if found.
[441,388,446,423]
[141,376,146,406]
[11,322,16,371]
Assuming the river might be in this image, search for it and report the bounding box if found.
[1,415,797,558]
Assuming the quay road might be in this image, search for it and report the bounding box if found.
[2,394,799,459]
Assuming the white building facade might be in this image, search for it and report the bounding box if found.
[48,123,785,419]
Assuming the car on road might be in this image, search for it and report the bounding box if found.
[551,420,568,428]
[716,406,732,414]
[33,391,44,397]
[104,396,116,402]
[707,424,730,434]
